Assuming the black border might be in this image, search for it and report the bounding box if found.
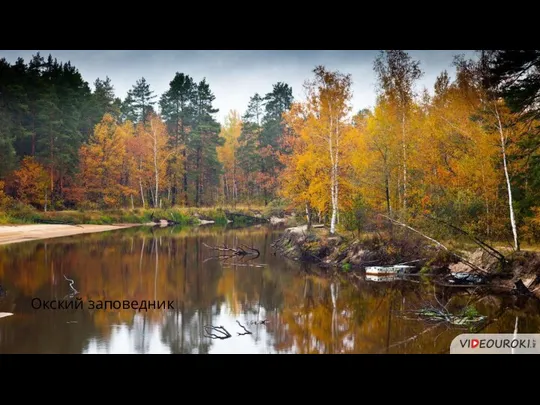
[2,30,538,393]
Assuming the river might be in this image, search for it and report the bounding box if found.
[0,224,539,354]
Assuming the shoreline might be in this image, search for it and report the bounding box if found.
[0,224,140,246]
[271,225,540,299]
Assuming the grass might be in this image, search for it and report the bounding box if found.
[0,203,272,226]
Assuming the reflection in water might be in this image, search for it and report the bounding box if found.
[0,224,539,354]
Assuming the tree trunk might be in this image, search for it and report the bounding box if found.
[305,202,312,230]
[195,146,201,207]
[139,178,145,208]
[183,154,188,206]
[495,105,520,251]
[385,169,391,215]
[401,112,407,212]
[329,113,337,235]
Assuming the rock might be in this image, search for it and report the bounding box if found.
[199,219,215,225]
[448,272,486,285]
[448,248,501,274]
[270,216,287,225]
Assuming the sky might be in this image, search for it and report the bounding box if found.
[0,50,477,123]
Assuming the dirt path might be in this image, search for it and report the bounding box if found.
[0,224,139,246]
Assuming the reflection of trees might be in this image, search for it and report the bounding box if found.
[0,227,227,353]
[2,225,540,354]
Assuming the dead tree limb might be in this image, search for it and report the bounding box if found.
[378,214,488,274]
[236,320,252,336]
[239,244,260,258]
[423,214,506,262]
[203,325,232,340]
[203,242,260,258]
[202,242,239,254]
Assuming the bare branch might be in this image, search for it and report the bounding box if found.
[203,325,232,340]
[236,320,252,336]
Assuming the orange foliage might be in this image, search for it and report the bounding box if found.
[12,156,49,209]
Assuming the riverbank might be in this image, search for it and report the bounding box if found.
[0,205,296,228]
[271,225,540,299]
[0,224,139,246]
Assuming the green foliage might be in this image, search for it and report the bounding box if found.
[262,198,288,218]
[341,195,369,236]
[461,305,480,319]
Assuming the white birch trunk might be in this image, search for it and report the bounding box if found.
[139,178,145,208]
[495,105,519,251]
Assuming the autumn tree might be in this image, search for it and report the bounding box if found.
[12,156,49,209]
[217,110,243,206]
[148,114,170,208]
[78,113,135,208]
[133,114,171,208]
[283,66,356,234]
[488,50,540,244]
[282,102,323,228]
[374,50,423,213]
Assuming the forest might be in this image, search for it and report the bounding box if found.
[0,50,539,247]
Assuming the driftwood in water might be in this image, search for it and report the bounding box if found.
[378,214,488,274]
[203,242,260,258]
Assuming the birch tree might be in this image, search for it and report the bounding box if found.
[305,66,353,234]
[374,51,423,213]
[476,52,521,250]
[148,114,170,208]
[136,114,170,208]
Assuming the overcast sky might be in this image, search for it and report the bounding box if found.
[1,50,477,123]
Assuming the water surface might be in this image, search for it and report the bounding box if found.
[0,225,539,354]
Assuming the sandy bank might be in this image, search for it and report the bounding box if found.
[0,224,138,246]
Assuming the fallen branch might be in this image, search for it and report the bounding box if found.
[203,325,232,340]
[423,214,506,262]
[203,242,260,258]
[63,275,79,299]
[222,263,267,268]
[239,244,260,258]
[378,214,488,274]
[395,258,426,266]
[236,320,252,336]
[203,242,239,254]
